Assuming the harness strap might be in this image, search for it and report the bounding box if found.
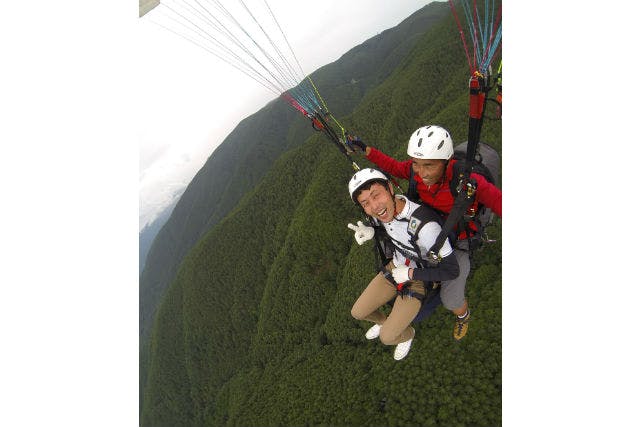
[407,169,419,203]
[376,225,428,268]
[381,268,426,300]
[427,179,477,261]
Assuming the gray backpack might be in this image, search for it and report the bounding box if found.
[406,141,501,251]
[451,141,501,233]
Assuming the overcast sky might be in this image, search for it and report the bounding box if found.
[3,2,640,425]
[138,0,433,230]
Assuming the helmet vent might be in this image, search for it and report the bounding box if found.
[417,138,423,147]
[416,129,421,136]
[428,131,434,137]
[437,140,444,149]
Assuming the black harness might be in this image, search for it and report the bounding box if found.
[407,159,492,258]
[370,203,446,301]
[372,204,443,266]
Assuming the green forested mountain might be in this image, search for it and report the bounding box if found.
[140,198,179,275]
[141,2,501,426]
[139,0,451,413]
[139,0,451,344]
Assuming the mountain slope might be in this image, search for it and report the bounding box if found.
[141,2,502,426]
[139,199,178,275]
[139,1,452,346]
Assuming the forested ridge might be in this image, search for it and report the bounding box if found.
[139,0,451,412]
[139,1,450,344]
[141,1,502,426]
[139,4,452,403]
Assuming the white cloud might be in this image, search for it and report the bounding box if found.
[138,0,434,230]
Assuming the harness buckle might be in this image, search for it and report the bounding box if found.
[464,207,476,220]
[465,180,477,198]
[426,251,441,266]
[455,174,466,194]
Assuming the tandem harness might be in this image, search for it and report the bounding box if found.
[371,204,450,306]
[406,145,499,258]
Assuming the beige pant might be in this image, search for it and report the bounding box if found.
[350,263,425,345]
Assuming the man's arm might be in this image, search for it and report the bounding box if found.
[473,173,502,217]
[411,252,459,282]
[366,147,413,180]
[391,222,460,283]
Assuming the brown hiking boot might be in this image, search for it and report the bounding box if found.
[453,310,470,340]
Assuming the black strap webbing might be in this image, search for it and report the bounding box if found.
[427,74,490,258]
[426,179,476,260]
[407,169,419,203]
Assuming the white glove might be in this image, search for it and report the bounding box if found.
[391,266,411,284]
[347,221,374,245]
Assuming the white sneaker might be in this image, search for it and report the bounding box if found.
[393,328,415,360]
[365,324,381,340]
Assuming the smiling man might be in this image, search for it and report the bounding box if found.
[347,168,459,360]
[349,125,502,340]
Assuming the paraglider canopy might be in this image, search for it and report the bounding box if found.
[139,0,160,17]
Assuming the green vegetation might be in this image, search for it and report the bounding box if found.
[139,0,451,345]
[141,2,502,426]
[139,6,454,405]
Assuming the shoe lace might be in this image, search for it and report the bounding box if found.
[455,315,468,335]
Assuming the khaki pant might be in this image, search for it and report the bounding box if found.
[350,263,425,345]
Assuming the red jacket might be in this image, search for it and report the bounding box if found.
[367,147,502,237]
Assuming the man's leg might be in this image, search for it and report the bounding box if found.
[351,270,397,326]
[378,292,421,346]
[440,249,471,340]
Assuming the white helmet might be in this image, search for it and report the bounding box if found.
[348,168,388,202]
[407,125,453,160]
